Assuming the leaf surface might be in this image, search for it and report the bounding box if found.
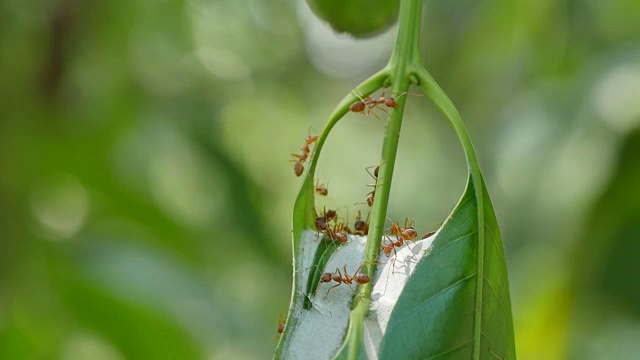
[378,174,516,359]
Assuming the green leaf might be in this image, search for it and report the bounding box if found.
[372,66,516,359]
[306,0,400,38]
[273,71,388,360]
[303,235,342,309]
[378,174,516,359]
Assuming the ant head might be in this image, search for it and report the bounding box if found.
[321,273,332,283]
[315,216,327,231]
[382,244,392,257]
[354,220,366,231]
[385,97,399,108]
[374,166,380,178]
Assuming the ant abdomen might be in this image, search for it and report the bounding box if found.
[354,274,371,285]
[350,101,366,113]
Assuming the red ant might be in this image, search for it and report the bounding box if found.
[390,218,418,244]
[349,91,390,120]
[382,218,418,258]
[332,222,349,243]
[353,209,369,235]
[273,313,288,340]
[382,235,397,257]
[349,90,416,119]
[277,313,286,334]
[392,219,419,246]
[421,231,436,239]
[320,263,371,298]
[314,207,339,236]
[325,209,337,222]
[315,216,328,232]
[380,219,419,275]
[376,91,408,109]
[315,180,328,196]
[420,221,443,239]
[365,165,380,207]
[323,221,348,243]
[377,89,422,109]
[290,134,318,177]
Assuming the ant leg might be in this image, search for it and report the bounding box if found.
[400,238,420,257]
[404,217,415,229]
[361,258,393,296]
[394,91,408,100]
[390,253,400,275]
[346,283,356,293]
[366,106,383,121]
[392,91,423,100]
[384,235,400,274]
[308,126,320,137]
[352,263,364,278]
[352,89,372,105]
[394,91,423,99]
[323,283,342,299]
[382,260,394,295]
[372,103,392,116]
[342,264,351,280]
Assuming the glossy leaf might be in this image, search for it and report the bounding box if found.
[306,0,400,38]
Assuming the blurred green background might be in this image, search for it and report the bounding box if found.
[1,0,640,359]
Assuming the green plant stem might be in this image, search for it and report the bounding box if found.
[354,0,422,308]
[332,0,423,358]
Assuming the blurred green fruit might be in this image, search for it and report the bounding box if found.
[306,0,400,37]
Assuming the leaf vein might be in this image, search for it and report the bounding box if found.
[456,191,475,209]
[428,231,478,257]
[424,339,474,359]
[484,224,505,260]
[483,277,510,319]
[415,271,477,308]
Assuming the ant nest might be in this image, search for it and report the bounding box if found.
[281,230,439,359]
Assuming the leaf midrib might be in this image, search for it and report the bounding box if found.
[472,175,485,360]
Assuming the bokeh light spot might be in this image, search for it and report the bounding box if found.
[30,174,89,240]
[593,64,640,133]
